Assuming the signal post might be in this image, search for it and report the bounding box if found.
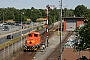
[45,4,55,47]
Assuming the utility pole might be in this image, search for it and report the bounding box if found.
[21,12,23,48]
[59,0,62,60]
[78,39,80,59]
[10,25,12,40]
[21,12,24,48]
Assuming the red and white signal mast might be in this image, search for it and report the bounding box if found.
[45,4,55,47]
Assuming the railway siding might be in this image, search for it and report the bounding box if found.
[46,32,73,60]
[32,31,69,60]
[11,24,58,60]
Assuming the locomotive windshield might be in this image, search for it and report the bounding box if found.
[28,34,32,37]
[34,34,38,37]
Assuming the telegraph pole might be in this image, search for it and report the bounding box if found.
[21,12,24,48]
[59,0,62,60]
[21,12,23,48]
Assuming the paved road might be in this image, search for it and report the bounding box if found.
[0,22,45,44]
[0,26,37,44]
[0,25,21,35]
[0,21,45,35]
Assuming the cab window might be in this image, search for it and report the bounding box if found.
[34,34,38,37]
[28,34,32,37]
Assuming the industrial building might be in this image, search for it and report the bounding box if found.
[63,17,84,32]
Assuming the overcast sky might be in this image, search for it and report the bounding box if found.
[0,0,90,9]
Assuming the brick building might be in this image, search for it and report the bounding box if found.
[63,17,84,32]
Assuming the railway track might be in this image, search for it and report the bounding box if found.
[11,25,58,60]
[46,32,73,60]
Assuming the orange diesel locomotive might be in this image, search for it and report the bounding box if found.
[23,32,41,51]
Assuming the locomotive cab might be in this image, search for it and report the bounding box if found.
[24,32,41,51]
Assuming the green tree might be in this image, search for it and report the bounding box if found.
[74,23,90,51]
[39,9,46,18]
[30,7,38,22]
[74,5,88,17]
[63,8,67,17]
[30,13,37,22]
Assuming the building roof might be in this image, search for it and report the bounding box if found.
[63,17,84,19]
[6,20,15,23]
[37,18,46,21]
